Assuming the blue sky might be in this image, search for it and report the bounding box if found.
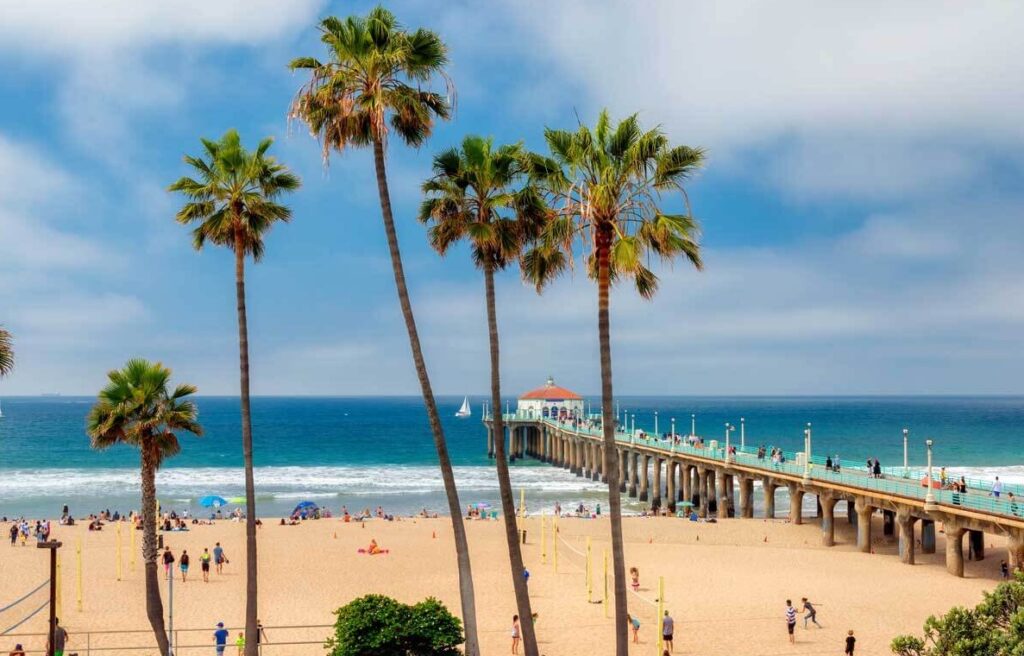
[1,1,1023,396]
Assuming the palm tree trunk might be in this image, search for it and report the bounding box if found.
[484,262,538,656]
[596,228,628,656]
[140,440,169,656]
[234,229,259,656]
[371,137,480,655]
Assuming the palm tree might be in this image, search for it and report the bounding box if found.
[168,130,300,655]
[289,9,481,653]
[0,326,12,377]
[419,135,547,656]
[523,110,704,655]
[87,359,202,656]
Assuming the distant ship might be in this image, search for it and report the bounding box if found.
[455,396,471,418]
[0,400,3,418]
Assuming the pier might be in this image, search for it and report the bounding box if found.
[484,409,1024,577]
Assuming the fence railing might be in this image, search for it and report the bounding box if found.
[525,417,1022,520]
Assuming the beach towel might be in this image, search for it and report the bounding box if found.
[357,548,390,555]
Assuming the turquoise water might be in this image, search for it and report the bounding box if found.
[0,396,1022,518]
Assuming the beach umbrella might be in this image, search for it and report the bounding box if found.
[292,500,319,514]
[198,495,228,508]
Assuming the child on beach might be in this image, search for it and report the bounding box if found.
[630,567,640,592]
[845,629,856,655]
[235,632,245,656]
[511,615,520,654]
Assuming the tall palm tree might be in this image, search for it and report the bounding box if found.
[523,110,705,655]
[168,130,300,655]
[419,135,547,656]
[289,9,481,653]
[87,359,202,656]
[0,326,12,377]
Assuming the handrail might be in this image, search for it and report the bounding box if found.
[521,417,1023,521]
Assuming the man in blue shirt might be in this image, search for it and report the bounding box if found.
[214,622,229,655]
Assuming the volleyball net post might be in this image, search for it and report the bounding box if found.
[116,522,123,581]
[585,537,592,603]
[656,576,665,656]
[130,521,136,571]
[540,514,547,564]
[76,539,83,613]
[603,549,609,618]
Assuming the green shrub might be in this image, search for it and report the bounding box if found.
[326,594,464,656]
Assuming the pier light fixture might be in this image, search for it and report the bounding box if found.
[724,423,735,463]
[740,417,746,449]
[924,438,938,511]
[671,417,676,439]
[691,413,696,438]
[802,423,812,483]
[630,414,635,436]
[902,428,909,476]
[654,411,659,436]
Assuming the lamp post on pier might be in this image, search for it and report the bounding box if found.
[740,417,746,449]
[803,423,812,483]
[903,428,909,476]
[724,423,734,463]
[654,411,659,436]
[924,439,938,511]
[630,414,635,436]
[691,414,696,438]
[671,417,676,440]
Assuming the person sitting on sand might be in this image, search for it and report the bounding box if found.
[367,539,384,555]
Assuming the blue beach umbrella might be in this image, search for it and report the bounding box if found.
[198,495,228,508]
[293,500,319,514]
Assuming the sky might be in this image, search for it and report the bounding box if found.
[1,0,1023,397]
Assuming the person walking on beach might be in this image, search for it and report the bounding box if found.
[845,629,856,655]
[510,615,520,654]
[214,622,229,656]
[256,620,268,655]
[201,548,211,582]
[180,549,190,582]
[8,523,16,546]
[785,600,797,643]
[234,632,245,656]
[661,610,674,652]
[801,597,821,628]
[162,546,175,577]
[49,618,68,656]
[213,542,226,574]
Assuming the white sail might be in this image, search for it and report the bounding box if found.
[455,396,471,418]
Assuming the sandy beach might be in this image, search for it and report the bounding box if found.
[1,512,1007,656]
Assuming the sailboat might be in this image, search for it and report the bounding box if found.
[0,400,4,418]
[455,396,471,418]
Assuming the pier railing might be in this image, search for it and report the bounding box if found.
[486,412,1022,520]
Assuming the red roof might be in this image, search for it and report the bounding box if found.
[519,377,582,401]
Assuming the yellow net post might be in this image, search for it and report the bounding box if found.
[540,514,547,564]
[519,488,525,519]
[603,550,609,618]
[55,552,63,619]
[553,515,559,573]
[586,537,592,602]
[656,576,665,656]
[116,521,123,581]
[76,539,83,612]
[130,520,136,571]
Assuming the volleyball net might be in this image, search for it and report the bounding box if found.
[0,580,50,637]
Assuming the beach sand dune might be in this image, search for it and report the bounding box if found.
[0,515,1004,655]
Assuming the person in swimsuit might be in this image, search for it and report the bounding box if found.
[510,615,520,654]
[630,567,640,592]
[179,550,190,582]
[627,614,640,643]
[162,547,175,576]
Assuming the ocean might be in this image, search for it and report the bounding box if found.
[1,395,1022,519]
